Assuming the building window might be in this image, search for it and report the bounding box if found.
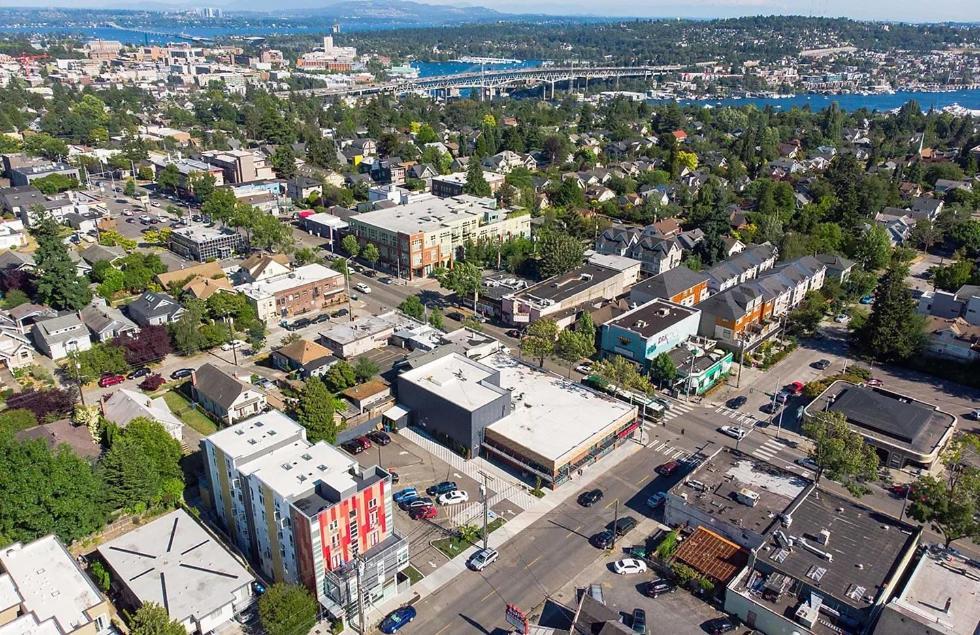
[368,498,377,509]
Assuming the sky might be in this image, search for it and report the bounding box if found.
[1,0,979,22]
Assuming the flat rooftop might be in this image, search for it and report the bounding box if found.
[238,263,342,300]
[205,410,305,462]
[318,310,416,347]
[350,194,500,234]
[884,550,980,634]
[511,263,618,305]
[673,449,811,537]
[754,489,917,611]
[97,509,254,625]
[0,536,104,634]
[808,381,956,455]
[172,225,242,242]
[483,353,636,463]
[606,298,699,339]
[243,439,357,500]
[398,352,508,412]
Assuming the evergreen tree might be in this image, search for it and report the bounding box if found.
[30,211,92,310]
[854,259,924,362]
[463,159,492,197]
[296,377,338,444]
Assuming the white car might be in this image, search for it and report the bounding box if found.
[467,548,498,571]
[795,457,819,471]
[834,313,849,323]
[221,339,247,351]
[719,425,747,440]
[575,361,594,374]
[437,489,469,505]
[355,283,372,294]
[612,558,648,575]
[122,209,134,216]
[971,409,980,421]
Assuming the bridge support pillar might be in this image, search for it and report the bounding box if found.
[550,81,555,100]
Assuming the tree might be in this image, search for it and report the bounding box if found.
[249,211,294,252]
[70,343,129,383]
[100,418,183,510]
[398,295,426,321]
[932,259,974,292]
[463,158,491,197]
[155,163,180,193]
[851,224,892,271]
[0,409,37,434]
[521,318,559,367]
[270,144,297,180]
[554,329,594,377]
[433,262,482,307]
[341,234,360,258]
[854,259,925,362]
[361,243,380,270]
[538,232,584,278]
[123,178,137,197]
[114,325,172,366]
[201,188,238,226]
[354,356,379,382]
[323,360,357,392]
[186,171,216,201]
[429,307,445,330]
[2,288,29,309]
[907,437,980,549]
[575,312,596,345]
[29,212,91,310]
[909,219,942,251]
[6,387,76,423]
[258,583,318,635]
[592,355,652,398]
[129,603,186,635]
[296,377,338,444]
[802,411,879,496]
[650,353,678,389]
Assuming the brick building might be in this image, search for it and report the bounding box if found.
[237,263,346,324]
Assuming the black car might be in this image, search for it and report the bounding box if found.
[331,308,349,318]
[293,317,312,329]
[703,617,738,634]
[812,358,832,370]
[727,395,748,409]
[610,515,638,537]
[170,368,193,380]
[127,367,151,380]
[313,313,331,324]
[642,579,676,598]
[631,608,647,634]
[505,329,523,338]
[368,430,391,446]
[342,440,365,455]
[577,489,604,507]
[590,530,615,549]
[389,470,400,484]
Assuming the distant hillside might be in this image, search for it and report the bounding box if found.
[281,0,510,24]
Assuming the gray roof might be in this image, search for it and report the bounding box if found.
[706,244,777,285]
[0,250,35,269]
[193,363,250,410]
[126,291,184,323]
[631,265,709,301]
[697,285,761,320]
[80,303,138,336]
[80,244,125,266]
[829,385,935,445]
[32,313,86,345]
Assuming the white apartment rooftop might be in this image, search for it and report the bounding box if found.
[318,310,417,347]
[350,194,501,234]
[237,263,342,300]
[399,352,507,412]
[0,536,105,634]
[205,410,305,461]
[483,353,635,462]
[883,550,980,635]
[243,439,357,500]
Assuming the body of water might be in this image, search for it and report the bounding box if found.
[412,59,541,78]
[670,89,980,113]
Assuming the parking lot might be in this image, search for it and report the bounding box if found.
[355,431,522,577]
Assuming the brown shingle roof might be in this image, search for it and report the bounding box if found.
[183,275,233,300]
[673,527,747,584]
[276,339,333,365]
[157,261,225,287]
[341,379,389,402]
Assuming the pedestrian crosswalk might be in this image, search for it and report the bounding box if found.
[751,438,784,462]
[712,404,763,427]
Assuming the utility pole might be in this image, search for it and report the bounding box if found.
[74,360,86,407]
[735,338,746,388]
[226,316,238,365]
[611,499,620,550]
[481,472,490,551]
[355,558,365,635]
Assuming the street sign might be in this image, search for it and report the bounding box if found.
[505,604,528,634]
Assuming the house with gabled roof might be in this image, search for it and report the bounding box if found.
[271,338,338,378]
[81,298,139,342]
[191,363,266,424]
[126,291,186,327]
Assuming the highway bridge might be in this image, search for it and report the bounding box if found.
[281,64,685,99]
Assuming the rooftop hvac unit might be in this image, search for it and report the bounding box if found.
[816,529,830,545]
[736,488,760,507]
[580,273,593,281]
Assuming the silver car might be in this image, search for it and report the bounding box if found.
[468,548,498,571]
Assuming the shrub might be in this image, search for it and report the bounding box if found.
[139,374,165,392]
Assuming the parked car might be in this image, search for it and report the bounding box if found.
[467,547,499,571]
[642,579,676,598]
[866,378,883,387]
[402,498,434,512]
[785,381,805,396]
[575,361,594,374]
[590,530,615,549]
[342,440,365,455]
[379,606,416,634]
[859,295,874,305]
[98,374,125,388]
[409,505,437,521]
[426,481,457,497]
[332,308,349,318]
[727,395,748,409]
[220,339,247,351]
[646,492,666,508]
[719,425,747,440]
[812,359,832,370]
[127,367,151,379]
[631,608,647,634]
[703,617,738,634]
[437,490,469,505]
[393,488,418,504]
[355,282,371,293]
[971,409,980,420]
[368,430,391,445]
[312,313,331,324]
[834,313,849,323]
[170,368,193,380]
[656,460,681,477]
[577,489,604,507]
[379,277,393,285]
[795,457,819,472]
[505,329,523,338]
[354,436,373,450]
[612,558,647,575]
[610,516,638,537]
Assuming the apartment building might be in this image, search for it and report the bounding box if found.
[238,263,346,324]
[201,149,276,184]
[0,535,113,634]
[347,195,530,279]
[704,243,778,293]
[201,412,408,626]
[169,226,247,262]
[430,171,505,198]
[599,299,702,370]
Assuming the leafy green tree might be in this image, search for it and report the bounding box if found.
[398,295,425,321]
[538,231,584,278]
[575,312,596,344]
[463,159,491,197]
[429,307,445,330]
[169,300,209,355]
[650,353,678,388]
[554,329,594,377]
[155,164,180,193]
[201,188,238,226]
[258,583,318,635]
[123,178,137,197]
[129,603,186,635]
[99,418,183,510]
[0,408,37,434]
[592,355,652,398]
[354,357,379,382]
[416,123,439,144]
[29,212,92,310]
[361,243,380,270]
[932,259,974,292]
[2,289,30,309]
[521,318,559,367]
[853,259,924,362]
[433,262,482,307]
[323,360,357,392]
[907,437,980,548]
[802,411,879,496]
[851,224,892,271]
[186,171,216,201]
[69,343,129,383]
[341,234,360,258]
[249,211,294,253]
[296,377,338,444]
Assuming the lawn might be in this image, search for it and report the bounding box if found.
[162,390,218,435]
[433,517,506,559]
[403,565,424,586]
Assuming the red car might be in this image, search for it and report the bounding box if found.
[355,436,373,450]
[786,381,805,396]
[866,378,883,387]
[656,460,680,477]
[410,505,437,521]
[98,374,125,387]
